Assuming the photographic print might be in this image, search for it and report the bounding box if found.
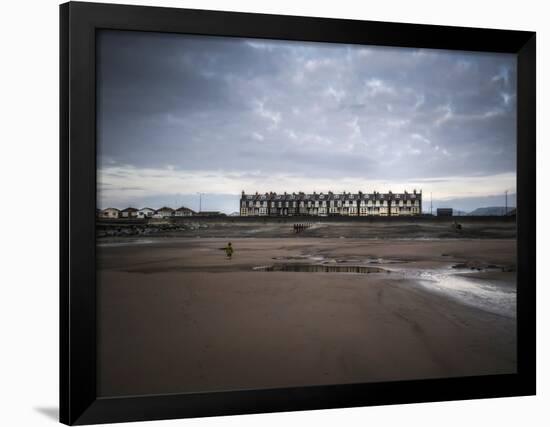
[96,30,517,397]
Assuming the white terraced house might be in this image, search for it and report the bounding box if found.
[240,190,422,217]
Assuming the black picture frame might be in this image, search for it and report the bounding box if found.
[60,1,536,425]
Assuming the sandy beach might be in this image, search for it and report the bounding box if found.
[97,235,516,397]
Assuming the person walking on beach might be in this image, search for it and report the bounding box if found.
[224,242,234,260]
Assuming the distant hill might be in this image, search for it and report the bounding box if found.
[467,207,515,216]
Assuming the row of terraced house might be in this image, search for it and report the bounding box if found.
[240,190,422,217]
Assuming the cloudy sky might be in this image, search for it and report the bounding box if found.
[97,30,516,213]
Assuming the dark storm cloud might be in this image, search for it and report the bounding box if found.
[97,30,516,210]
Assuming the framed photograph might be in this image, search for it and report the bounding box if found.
[60,1,536,425]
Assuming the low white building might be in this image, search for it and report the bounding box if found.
[154,207,174,218]
[137,207,155,218]
[120,207,139,218]
[175,206,195,217]
[99,208,120,219]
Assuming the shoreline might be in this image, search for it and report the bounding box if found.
[96,235,518,248]
[96,218,517,240]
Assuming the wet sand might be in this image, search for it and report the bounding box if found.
[97,238,517,397]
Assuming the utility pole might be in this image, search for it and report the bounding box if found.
[430,192,433,216]
[197,192,204,213]
[505,190,508,216]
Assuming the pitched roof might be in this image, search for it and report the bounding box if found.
[240,191,421,202]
